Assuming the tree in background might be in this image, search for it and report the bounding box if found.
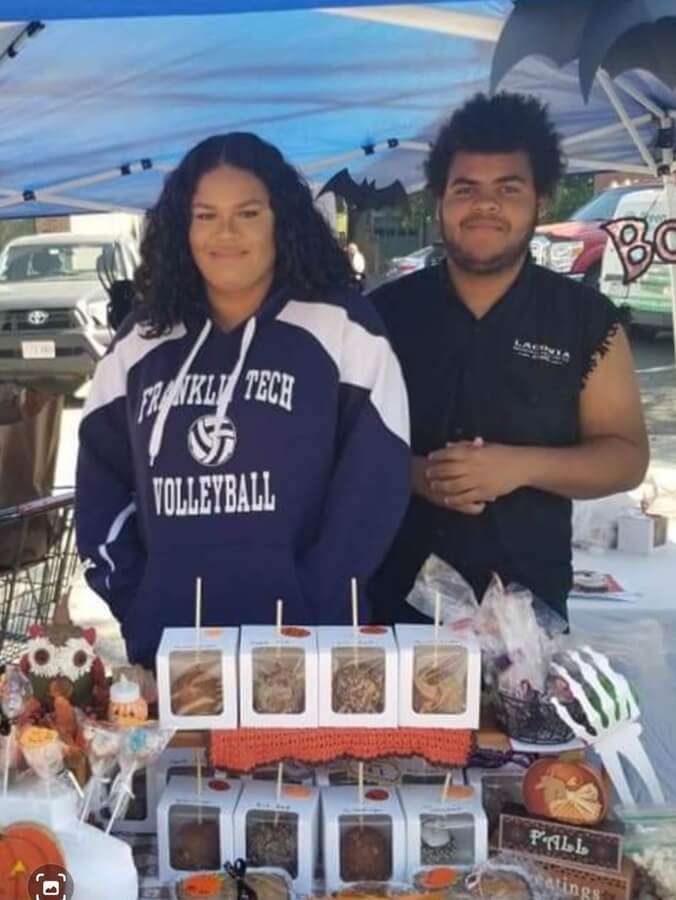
[0,219,35,253]
[542,173,595,223]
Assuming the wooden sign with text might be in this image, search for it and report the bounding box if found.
[534,858,635,900]
[498,806,623,872]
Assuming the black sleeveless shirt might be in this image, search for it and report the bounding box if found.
[369,260,621,623]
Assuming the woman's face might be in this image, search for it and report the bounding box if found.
[189,164,276,302]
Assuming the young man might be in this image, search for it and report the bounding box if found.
[369,93,649,624]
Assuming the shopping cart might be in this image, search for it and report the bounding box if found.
[0,490,79,663]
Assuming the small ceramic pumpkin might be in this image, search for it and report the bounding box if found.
[523,756,608,826]
[0,821,66,898]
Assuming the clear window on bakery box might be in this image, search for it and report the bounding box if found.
[419,813,475,867]
[245,809,299,878]
[168,803,221,872]
[102,766,147,822]
[412,644,468,715]
[339,815,393,883]
[168,649,224,717]
[481,772,524,836]
[252,646,306,715]
[331,646,386,715]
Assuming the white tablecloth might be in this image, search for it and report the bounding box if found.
[569,540,676,802]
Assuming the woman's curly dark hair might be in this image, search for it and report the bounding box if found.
[135,132,354,335]
[426,92,565,199]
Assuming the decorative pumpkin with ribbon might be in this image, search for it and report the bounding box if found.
[523,756,608,826]
[0,822,66,899]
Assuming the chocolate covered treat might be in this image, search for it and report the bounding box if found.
[340,825,392,882]
[170,817,221,871]
[413,647,467,715]
[332,660,385,714]
[170,651,223,717]
[253,651,305,715]
[246,816,299,877]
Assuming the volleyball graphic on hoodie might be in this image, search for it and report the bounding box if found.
[188,413,237,466]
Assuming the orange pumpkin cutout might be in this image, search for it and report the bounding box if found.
[0,822,66,900]
[523,757,608,826]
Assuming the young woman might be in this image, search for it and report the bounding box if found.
[76,133,410,667]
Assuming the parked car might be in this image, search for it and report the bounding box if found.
[383,242,446,281]
[599,186,672,335]
[0,231,138,394]
[531,184,658,289]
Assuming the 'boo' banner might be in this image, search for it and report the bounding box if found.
[602,217,676,285]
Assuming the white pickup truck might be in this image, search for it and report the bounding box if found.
[0,231,138,394]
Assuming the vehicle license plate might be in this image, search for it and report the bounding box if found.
[21,340,56,359]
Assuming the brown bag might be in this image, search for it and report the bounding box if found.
[0,394,64,566]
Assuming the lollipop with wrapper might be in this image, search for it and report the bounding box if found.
[1,665,34,793]
[80,720,123,822]
[105,721,173,833]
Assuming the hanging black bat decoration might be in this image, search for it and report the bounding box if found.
[318,168,409,212]
[491,0,676,100]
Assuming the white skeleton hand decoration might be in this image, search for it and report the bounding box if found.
[550,645,664,807]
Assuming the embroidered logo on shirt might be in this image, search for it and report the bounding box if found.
[513,338,571,366]
[188,414,237,467]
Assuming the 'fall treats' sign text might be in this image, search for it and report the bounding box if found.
[498,807,623,872]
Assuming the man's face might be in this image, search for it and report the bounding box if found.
[439,151,540,274]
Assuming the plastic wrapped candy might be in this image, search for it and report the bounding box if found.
[1,665,34,792]
[80,720,123,821]
[0,664,34,720]
[18,725,65,782]
[105,721,173,833]
[464,853,562,900]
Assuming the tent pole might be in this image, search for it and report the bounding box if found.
[566,157,653,176]
[597,69,657,174]
[614,77,667,120]
[562,113,653,149]
[660,149,676,364]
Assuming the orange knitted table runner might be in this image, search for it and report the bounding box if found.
[210,727,473,773]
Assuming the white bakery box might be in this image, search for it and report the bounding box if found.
[321,783,406,891]
[233,777,320,895]
[106,760,162,835]
[239,625,318,728]
[157,626,239,730]
[317,625,398,727]
[395,625,481,729]
[399,782,488,879]
[464,765,525,843]
[157,774,242,884]
[315,757,450,787]
[243,760,315,786]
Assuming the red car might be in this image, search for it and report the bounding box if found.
[531,184,657,289]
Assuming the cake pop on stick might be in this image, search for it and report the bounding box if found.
[105,721,173,834]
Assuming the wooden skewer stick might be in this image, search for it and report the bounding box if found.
[276,598,284,658]
[440,770,452,803]
[351,578,360,666]
[194,576,203,663]
[274,761,284,827]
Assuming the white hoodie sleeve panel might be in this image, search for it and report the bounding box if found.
[76,322,185,623]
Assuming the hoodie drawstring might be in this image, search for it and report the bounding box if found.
[148,316,258,468]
